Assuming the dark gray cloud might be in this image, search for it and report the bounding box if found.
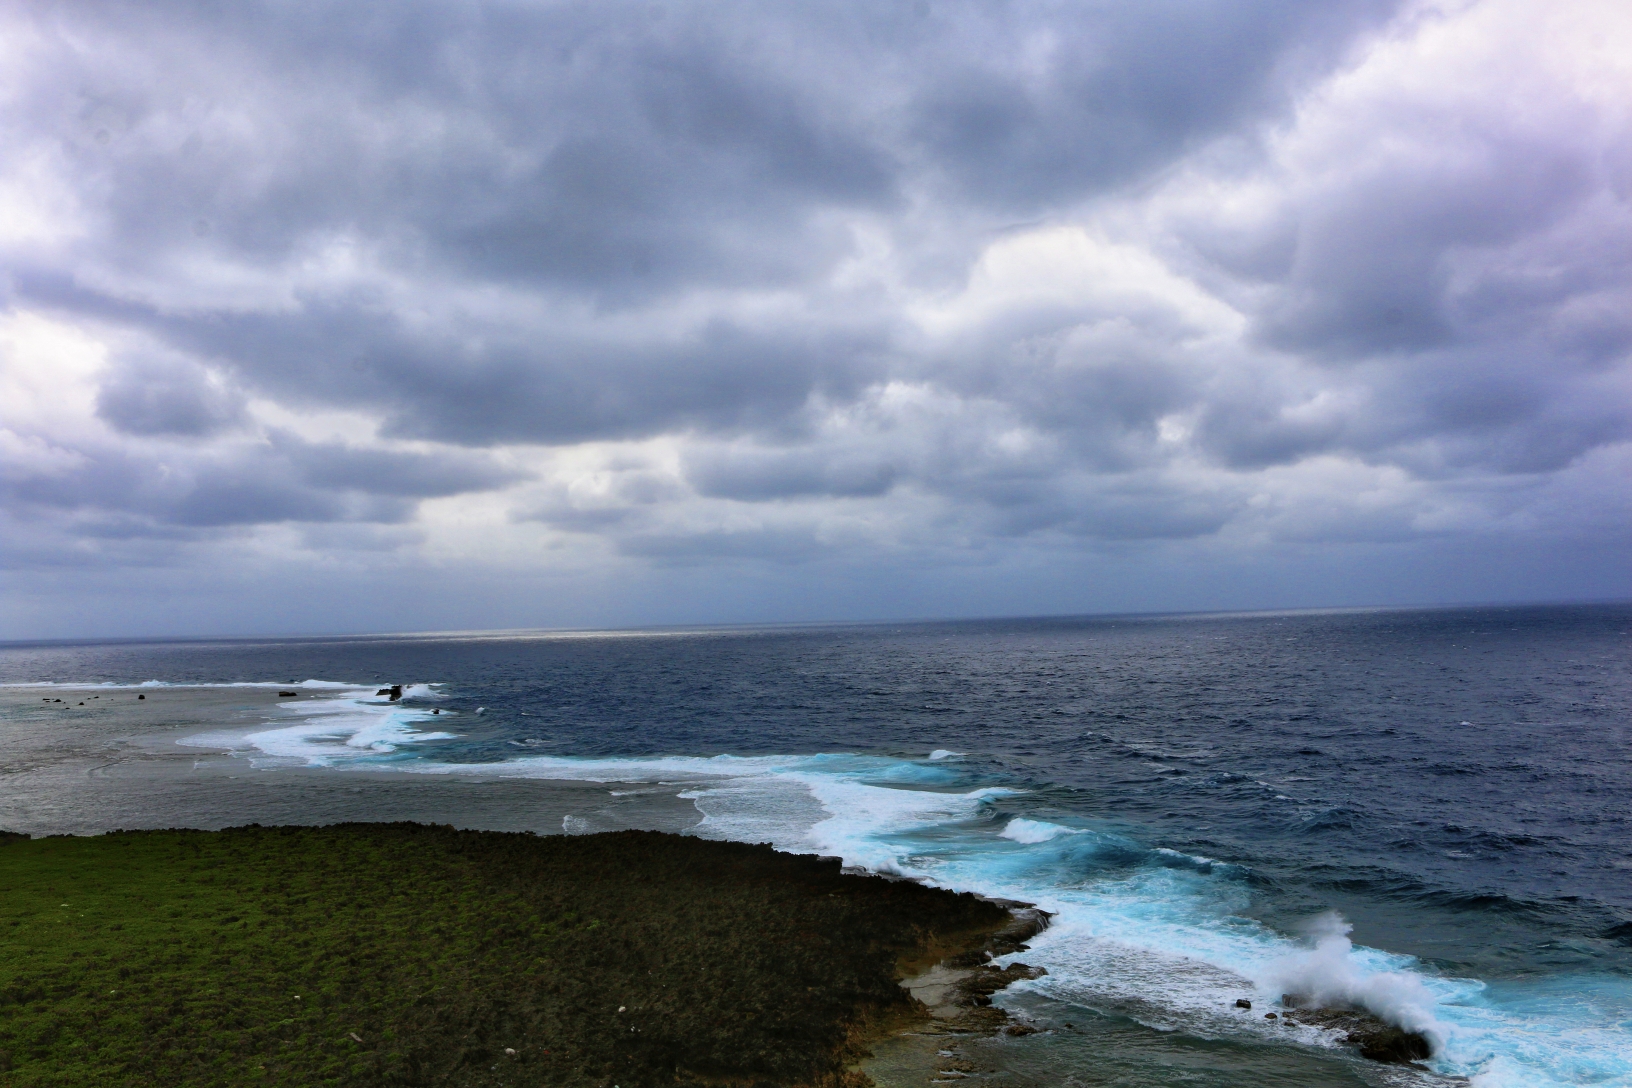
[14,274,883,447]
[3,430,525,534]
[685,448,899,501]
[273,433,527,497]
[367,320,886,447]
[169,471,377,528]
[910,0,1399,209]
[95,350,246,437]
[1253,132,1598,359]
[618,525,827,564]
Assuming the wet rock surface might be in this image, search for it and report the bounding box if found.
[899,901,1051,1036]
[1280,995,1433,1064]
[956,962,1049,1007]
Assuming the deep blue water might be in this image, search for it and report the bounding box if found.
[4,603,1630,1086]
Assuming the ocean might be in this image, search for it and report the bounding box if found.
[2,603,1629,1087]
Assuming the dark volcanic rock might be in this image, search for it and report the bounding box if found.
[1280,997,1432,1064]
[956,962,1048,1005]
[985,903,1051,956]
[1353,1023,1433,1063]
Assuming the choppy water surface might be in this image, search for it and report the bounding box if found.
[3,604,1629,1087]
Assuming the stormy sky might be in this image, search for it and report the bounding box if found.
[3,0,1629,638]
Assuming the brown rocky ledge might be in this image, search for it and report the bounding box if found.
[897,901,1053,1034]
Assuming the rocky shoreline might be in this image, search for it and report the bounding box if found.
[848,899,1052,1085]
[897,901,1053,1034]
[868,901,1434,1083]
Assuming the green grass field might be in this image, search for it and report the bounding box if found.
[0,824,1005,1088]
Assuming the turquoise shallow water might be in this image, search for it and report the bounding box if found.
[4,603,1630,1086]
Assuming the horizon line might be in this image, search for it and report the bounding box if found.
[3,594,1627,649]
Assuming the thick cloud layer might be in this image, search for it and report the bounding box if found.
[2,0,1628,636]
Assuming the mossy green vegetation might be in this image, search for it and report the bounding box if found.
[0,824,1007,1088]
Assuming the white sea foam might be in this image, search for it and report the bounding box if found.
[1000,817,1078,844]
[1265,913,1444,1046]
[176,683,454,765]
[794,774,1018,873]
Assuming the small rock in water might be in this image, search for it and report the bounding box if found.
[1265,1012,1278,1019]
[138,694,144,699]
[1235,998,1252,1009]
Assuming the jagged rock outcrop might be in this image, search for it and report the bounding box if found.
[1279,994,1432,1063]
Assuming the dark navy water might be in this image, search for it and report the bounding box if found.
[4,603,1630,1086]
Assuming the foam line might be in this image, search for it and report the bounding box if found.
[175,683,454,766]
